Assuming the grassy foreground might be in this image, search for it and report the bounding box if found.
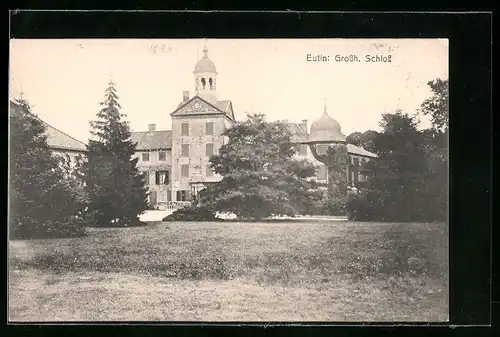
[8,221,448,322]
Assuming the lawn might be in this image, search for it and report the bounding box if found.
[8,220,448,322]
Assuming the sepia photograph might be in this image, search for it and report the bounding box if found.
[8,38,449,322]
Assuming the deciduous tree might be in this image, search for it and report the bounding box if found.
[199,113,316,220]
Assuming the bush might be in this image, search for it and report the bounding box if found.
[163,205,218,222]
[346,188,375,221]
[11,215,87,240]
[317,198,347,216]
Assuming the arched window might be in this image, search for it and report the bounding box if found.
[201,78,206,89]
[209,78,213,90]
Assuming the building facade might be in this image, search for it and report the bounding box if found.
[130,48,377,207]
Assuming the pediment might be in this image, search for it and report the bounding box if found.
[170,96,223,117]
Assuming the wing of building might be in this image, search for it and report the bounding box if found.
[285,115,377,187]
[9,101,87,162]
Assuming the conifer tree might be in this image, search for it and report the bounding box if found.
[9,96,84,238]
[84,80,148,227]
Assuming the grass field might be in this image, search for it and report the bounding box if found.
[8,220,448,322]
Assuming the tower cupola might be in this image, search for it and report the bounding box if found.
[309,102,346,142]
[194,46,218,104]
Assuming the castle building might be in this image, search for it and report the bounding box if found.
[131,47,377,207]
[9,48,376,210]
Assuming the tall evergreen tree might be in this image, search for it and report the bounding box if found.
[83,80,148,227]
[9,97,84,238]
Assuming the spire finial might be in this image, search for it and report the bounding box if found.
[203,45,208,57]
[19,83,24,100]
[323,97,328,115]
[109,73,115,86]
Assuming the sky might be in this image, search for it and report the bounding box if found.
[9,38,448,143]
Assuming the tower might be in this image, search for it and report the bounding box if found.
[193,46,218,104]
[170,46,235,202]
[308,101,350,213]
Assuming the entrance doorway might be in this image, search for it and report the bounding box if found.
[149,190,157,206]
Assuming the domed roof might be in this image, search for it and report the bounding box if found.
[194,47,217,74]
[309,104,346,142]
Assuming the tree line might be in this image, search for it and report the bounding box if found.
[346,78,448,222]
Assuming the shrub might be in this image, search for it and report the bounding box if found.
[163,205,218,222]
[317,198,347,216]
[346,188,375,221]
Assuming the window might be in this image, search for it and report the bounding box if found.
[181,164,189,177]
[181,144,189,157]
[298,145,308,156]
[159,151,166,161]
[317,165,327,180]
[206,143,214,156]
[206,122,214,135]
[155,170,169,185]
[353,157,360,167]
[142,153,150,161]
[206,164,213,177]
[176,190,189,201]
[181,123,189,136]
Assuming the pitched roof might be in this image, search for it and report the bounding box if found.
[346,144,377,158]
[10,101,87,152]
[286,123,308,143]
[130,130,172,150]
[215,100,231,113]
[214,100,235,120]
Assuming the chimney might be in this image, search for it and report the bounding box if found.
[182,91,190,103]
[148,124,156,134]
[301,119,308,133]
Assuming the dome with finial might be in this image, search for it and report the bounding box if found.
[309,102,346,142]
[194,46,217,74]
